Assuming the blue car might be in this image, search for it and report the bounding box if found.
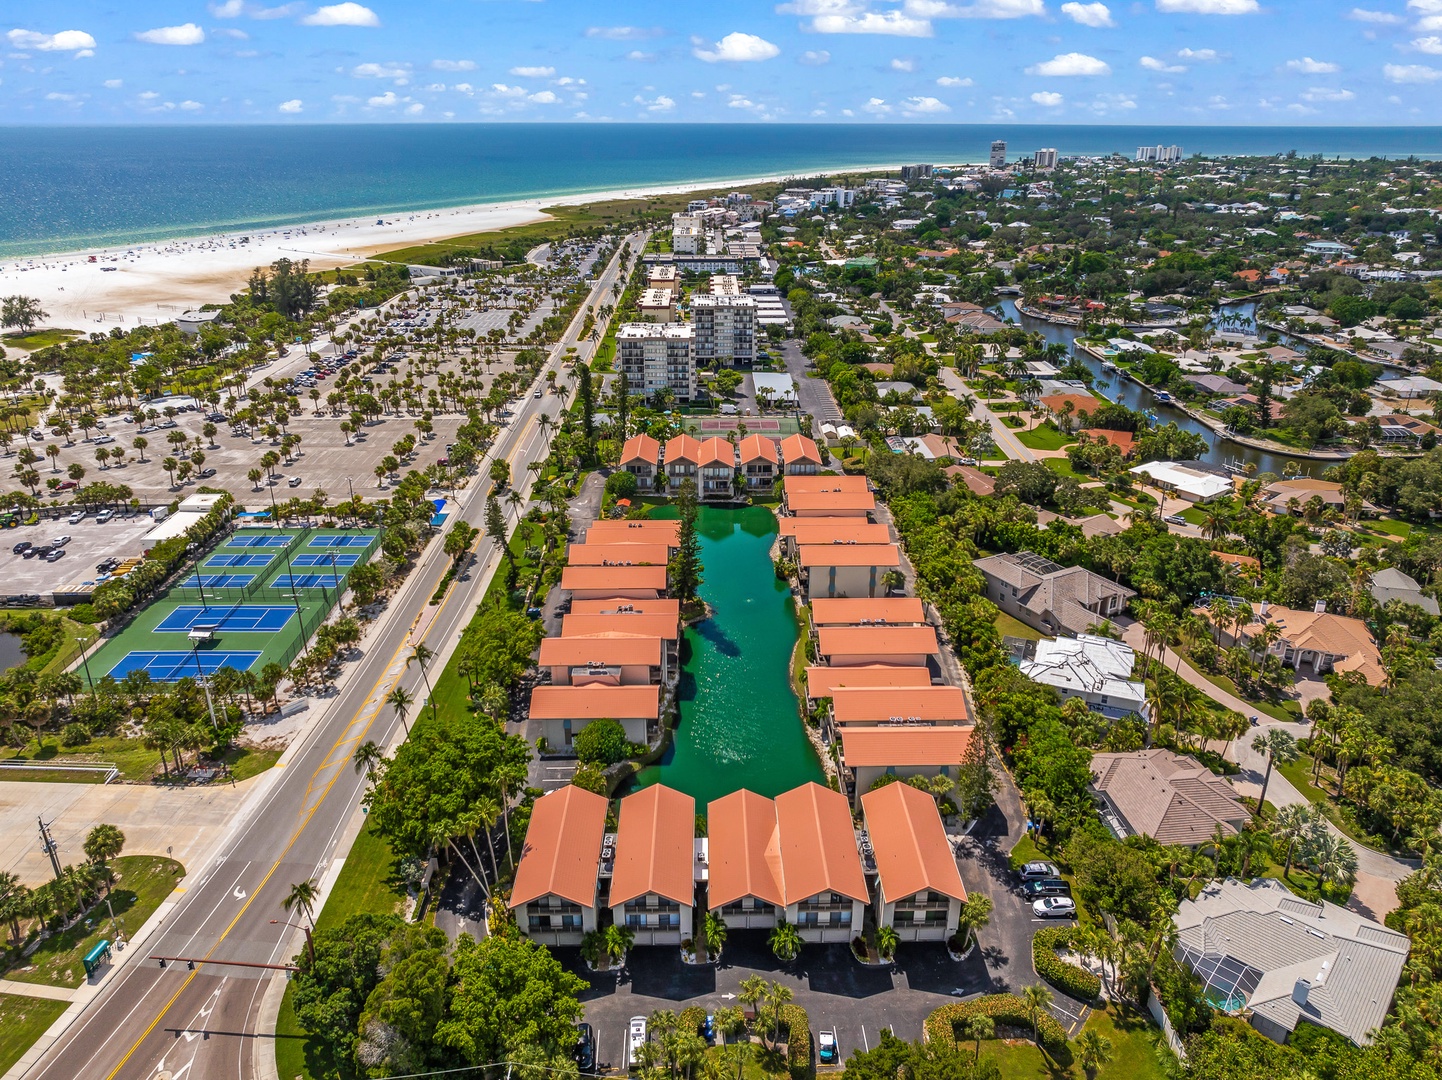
[701,1013,715,1043]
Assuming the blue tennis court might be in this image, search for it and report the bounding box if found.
[292,552,361,567]
[309,535,372,549]
[155,604,296,633]
[273,573,343,590]
[204,553,274,569]
[107,650,262,681]
[226,533,296,549]
[180,573,257,589]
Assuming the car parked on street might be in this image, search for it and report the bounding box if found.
[1033,896,1077,919]
[573,1023,595,1073]
[96,509,115,523]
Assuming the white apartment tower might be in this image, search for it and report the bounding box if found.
[989,140,1008,168]
[1136,144,1183,163]
[690,295,757,368]
[1034,148,1058,171]
[617,323,697,401]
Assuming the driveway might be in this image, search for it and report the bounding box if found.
[780,339,842,427]
[938,369,1032,463]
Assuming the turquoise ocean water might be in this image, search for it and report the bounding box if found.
[5,123,1442,258]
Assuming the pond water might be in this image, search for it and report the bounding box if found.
[0,632,25,672]
[631,505,824,807]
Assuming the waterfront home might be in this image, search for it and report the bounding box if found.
[843,727,973,808]
[861,782,968,941]
[781,520,893,552]
[783,474,869,497]
[738,434,779,490]
[1129,461,1233,503]
[1077,428,1136,458]
[1091,748,1245,847]
[664,433,703,491]
[527,684,660,747]
[805,665,931,700]
[816,624,940,667]
[787,490,876,518]
[1373,414,1440,446]
[973,551,1135,638]
[510,785,608,945]
[586,519,682,549]
[566,543,670,566]
[562,612,680,645]
[1039,392,1104,424]
[1184,374,1248,397]
[569,598,681,620]
[1230,602,1384,684]
[1175,878,1407,1046]
[539,635,664,686]
[1020,634,1146,719]
[620,434,661,488]
[706,789,786,930]
[798,543,901,600]
[830,686,970,727]
[781,433,823,475]
[610,785,697,946]
[1258,478,1359,516]
[698,437,737,498]
[560,564,667,600]
[1369,567,1439,616]
[809,597,926,627]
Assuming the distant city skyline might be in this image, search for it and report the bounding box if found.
[6,1,1442,125]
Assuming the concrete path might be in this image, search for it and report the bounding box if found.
[0,979,74,1003]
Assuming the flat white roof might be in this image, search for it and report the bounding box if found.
[1130,461,1232,500]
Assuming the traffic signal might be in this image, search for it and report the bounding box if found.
[158,958,167,968]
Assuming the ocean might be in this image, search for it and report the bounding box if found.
[5,123,1442,258]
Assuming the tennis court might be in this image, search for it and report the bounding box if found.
[205,553,275,569]
[308,535,372,549]
[272,573,343,590]
[180,573,257,589]
[292,552,361,567]
[106,650,262,681]
[156,604,296,633]
[227,533,297,549]
[700,417,783,433]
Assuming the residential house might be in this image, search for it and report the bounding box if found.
[830,686,970,727]
[664,433,702,492]
[1020,634,1146,719]
[562,612,680,645]
[1369,567,1439,617]
[861,782,968,941]
[798,543,901,600]
[1175,877,1408,1045]
[1040,393,1104,424]
[510,785,607,945]
[946,465,996,497]
[805,665,932,700]
[1373,414,1439,446]
[566,543,670,567]
[973,551,1135,637]
[1184,373,1249,396]
[586,519,682,548]
[738,434,778,490]
[816,624,940,667]
[1090,748,1245,846]
[774,783,870,941]
[781,433,823,475]
[809,597,926,626]
[783,477,876,518]
[1259,478,1370,517]
[1236,602,1385,684]
[780,520,893,552]
[559,564,667,600]
[706,789,786,930]
[1078,429,1135,458]
[539,635,663,687]
[527,684,660,747]
[620,434,661,489]
[842,727,973,805]
[1130,461,1234,503]
[698,436,737,498]
[609,785,697,946]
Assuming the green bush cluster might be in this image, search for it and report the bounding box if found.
[1032,927,1102,1001]
[778,1002,812,1080]
[924,994,1067,1052]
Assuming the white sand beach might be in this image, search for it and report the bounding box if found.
[0,168,870,335]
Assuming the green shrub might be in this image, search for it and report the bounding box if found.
[924,994,1067,1052]
[679,1005,706,1035]
[572,718,630,764]
[779,1002,812,1080]
[604,470,638,500]
[1032,927,1102,1001]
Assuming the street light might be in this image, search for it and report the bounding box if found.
[76,635,98,703]
[270,918,315,966]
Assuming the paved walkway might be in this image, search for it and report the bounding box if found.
[0,978,74,1002]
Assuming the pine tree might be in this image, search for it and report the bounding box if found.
[485,496,511,566]
[615,369,630,439]
[670,479,703,606]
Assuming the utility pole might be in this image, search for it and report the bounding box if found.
[38,817,62,881]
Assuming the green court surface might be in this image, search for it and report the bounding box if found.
[82,526,378,686]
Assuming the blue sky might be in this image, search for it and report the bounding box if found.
[5,0,1442,125]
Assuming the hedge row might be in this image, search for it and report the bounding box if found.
[1032,927,1102,1001]
[779,1002,813,1080]
[924,994,1068,1052]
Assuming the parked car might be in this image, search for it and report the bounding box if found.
[68,510,87,524]
[1164,514,1186,526]
[58,480,78,491]
[573,1023,595,1073]
[51,536,72,547]
[1023,879,1073,900]
[198,468,217,479]
[97,559,119,573]
[96,509,115,523]
[818,1029,838,1066]
[701,1013,714,1043]
[21,546,40,559]
[627,1017,648,1069]
[1019,861,1061,882]
[288,475,303,487]
[1033,896,1077,919]
[12,541,32,555]
[44,548,65,563]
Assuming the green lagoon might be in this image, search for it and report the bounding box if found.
[633,505,824,807]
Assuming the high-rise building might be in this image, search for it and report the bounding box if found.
[900,164,934,182]
[1136,144,1183,163]
[989,140,1008,168]
[617,324,696,402]
[1033,148,1058,171]
[690,295,757,368]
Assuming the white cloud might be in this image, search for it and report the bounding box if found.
[424,82,446,92]
[510,65,555,77]
[1384,61,1442,81]
[352,61,410,80]
[528,89,558,103]
[7,28,97,53]
[405,102,423,115]
[1031,90,1064,105]
[431,59,475,71]
[214,27,249,39]
[490,83,527,97]
[901,94,949,113]
[452,83,474,94]
[103,78,123,88]
[809,11,934,36]
[1140,55,1186,72]
[1284,57,1340,73]
[1347,7,1403,21]
[367,91,398,106]
[211,0,245,15]
[634,92,675,111]
[46,91,80,101]
[1301,86,1355,100]
[137,90,159,100]
[301,3,380,27]
[728,94,762,110]
[1060,2,1114,26]
[1156,0,1257,11]
[278,98,303,111]
[179,99,203,110]
[936,74,972,85]
[135,23,205,45]
[1177,47,1218,60]
[693,31,780,61]
[586,25,662,40]
[906,0,1045,16]
[1026,52,1110,75]
[861,96,892,113]
[799,49,831,64]
[555,76,586,86]
[626,50,657,61]
[890,57,916,70]
[1414,35,1442,52]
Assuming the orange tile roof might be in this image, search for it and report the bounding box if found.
[817,624,940,659]
[786,491,876,513]
[570,599,680,618]
[706,789,786,909]
[1214,551,1260,570]
[610,784,696,907]
[1080,428,1135,455]
[621,434,661,466]
[781,521,893,546]
[697,437,735,468]
[539,635,662,668]
[831,686,970,724]
[1040,393,1103,417]
[560,565,667,592]
[861,783,967,903]
[586,519,682,546]
[810,598,926,626]
[773,783,869,903]
[781,433,822,466]
[841,726,972,767]
[527,684,659,720]
[664,433,703,464]
[738,434,779,465]
[510,785,608,908]
[784,474,869,495]
[562,613,680,641]
[797,543,900,569]
[806,665,932,700]
[567,543,670,566]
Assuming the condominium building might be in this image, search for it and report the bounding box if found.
[636,289,675,323]
[900,164,933,182]
[690,294,757,367]
[989,140,1008,168]
[1136,144,1183,163]
[672,213,704,254]
[1034,148,1058,171]
[616,323,696,402]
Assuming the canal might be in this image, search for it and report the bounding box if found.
[632,505,825,807]
[997,298,1324,478]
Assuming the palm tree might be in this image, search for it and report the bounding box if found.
[714,1006,748,1080]
[282,878,320,964]
[875,924,900,962]
[352,740,384,786]
[1310,831,1359,892]
[738,974,768,1027]
[1076,1029,1114,1078]
[702,910,728,960]
[1274,803,1317,877]
[956,894,993,952]
[603,923,635,966]
[386,685,414,736]
[765,981,793,1050]
[964,1015,994,1065]
[1022,983,1054,1050]
[768,920,802,963]
[1251,728,1299,816]
[0,872,32,946]
[83,824,126,867]
[407,643,438,725]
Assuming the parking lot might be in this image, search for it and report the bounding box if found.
[3,511,156,594]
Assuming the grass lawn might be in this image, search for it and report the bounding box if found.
[1015,425,1075,452]
[1179,507,1209,527]
[1276,755,1395,854]
[979,1006,1171,1080]
[217,745,283,782]
[7,734,168,783]
[2,329,81,351]
[1041,458,1093,482]
[6,857,184,988]
[1363,518,1411,538]
[0,994,69,1075]
[1173,655,1301,724]
[995,611,1043,642]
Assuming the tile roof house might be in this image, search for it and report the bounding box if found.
[1236,603,1385,685]
[781,433,823,475]
[664,433,702,491]
[610,784,697,945]
[1090,748,1245,847]
[797,543,901,600]
[566,542,670,566]
[586,519,682,548]
[816,624,940,667]
[510,785,608,944]
[829,686,971,727]
[539,634,663,686]
[842,726,973,808]
[1260,478,1350,515]
[974,551,1135,637]
[946,465,996,497]
[805,665,932,700]
[738,434,779,490]
[559,564,667,600]
[1369,567,1439,617]
[1040,393,1104,420]
[527,684,660,748]
[697,436,737,498]
[1184,373,1249,397]
[1175,877,1408,1046]
[809,597,926,626]
[1078,428,1136,457]
[620,434,661,487]
[861,782,968,941]
[1020,634,1146,719]
[781,520,893,550]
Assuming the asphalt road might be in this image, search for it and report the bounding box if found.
[24,234,644,1080]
